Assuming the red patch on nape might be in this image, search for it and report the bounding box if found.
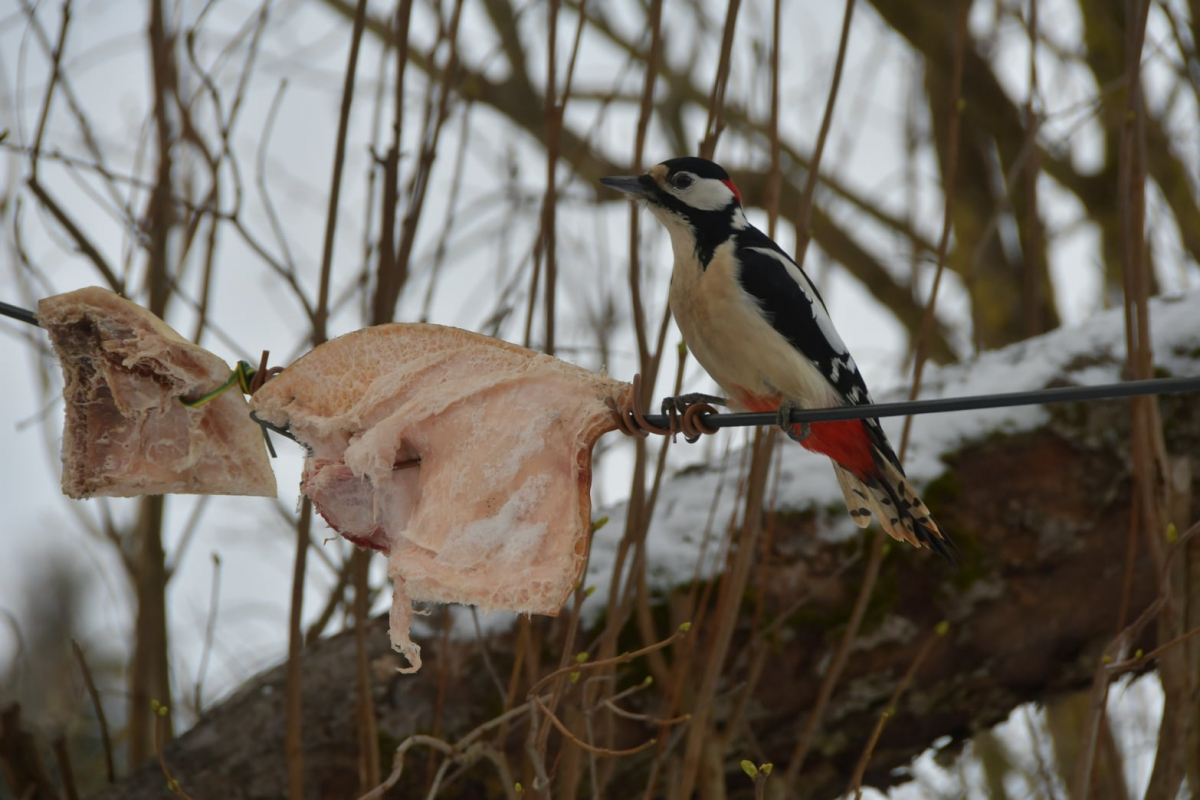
[733,391,875,478]
[721,178,742,205]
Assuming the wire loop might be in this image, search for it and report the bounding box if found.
[609,373,722,442]
[179,350,283,408]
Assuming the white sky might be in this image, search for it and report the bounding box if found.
[0,0,1196,793]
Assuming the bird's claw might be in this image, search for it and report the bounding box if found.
[659,392,727,444]
[777,400,811,443]
[660,392,728,416]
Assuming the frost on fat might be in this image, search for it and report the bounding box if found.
[250,324,631,673]
[37,287,276,499]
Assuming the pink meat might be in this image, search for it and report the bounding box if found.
[38,287,276,499]
[251,324,630,672]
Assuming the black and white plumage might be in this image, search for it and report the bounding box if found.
[601,157,952,558]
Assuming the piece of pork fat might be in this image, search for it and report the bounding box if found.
[38,287,277,499]
[250,324,631,673]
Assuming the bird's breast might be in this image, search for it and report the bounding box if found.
[668,244,839,410]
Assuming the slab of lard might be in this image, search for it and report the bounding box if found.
[251,324,630,672]
[38,287,276,499]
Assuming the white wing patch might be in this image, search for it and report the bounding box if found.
[746,246,852,359]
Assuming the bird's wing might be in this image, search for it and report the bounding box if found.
[733,231,902,469]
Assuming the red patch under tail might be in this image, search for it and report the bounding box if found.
[735,393,876,478]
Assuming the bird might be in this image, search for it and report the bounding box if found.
[600,157,953,559]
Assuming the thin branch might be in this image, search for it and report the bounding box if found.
[528,628,688,697]
[313,0,371,345]
[192,554,221,716]
[71,641,114,783]
[698,0,742,159]
[370,0,414,326]
[532,695,658,757]
[351,551,381,790]
[30,0,73,177]
[359,700,540,799]
[285,501,312,799]
[26,177,122,292]
[898,0,969,461]
[766,0,782,238]
[847,624,946,797]
[793,0,856,267]
[51,736,80,800]
[781,531,885,791]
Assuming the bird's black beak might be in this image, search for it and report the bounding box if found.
[599,174,656,199]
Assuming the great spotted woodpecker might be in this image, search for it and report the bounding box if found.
[601,157,953,558]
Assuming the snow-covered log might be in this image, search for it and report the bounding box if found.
[89,293,1200,799]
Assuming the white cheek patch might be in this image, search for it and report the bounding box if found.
[673,178,735,211]
[730,208,749,230]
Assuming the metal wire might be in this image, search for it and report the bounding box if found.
[0,302,39,327]
[11,296,1200,442]
[628,373,1200,435]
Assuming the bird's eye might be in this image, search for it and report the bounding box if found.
[670,173,694,190]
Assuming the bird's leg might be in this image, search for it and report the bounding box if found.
[777,398,811,443]
[660,392,728,416]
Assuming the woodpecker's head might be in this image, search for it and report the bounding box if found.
[600,157,748,266]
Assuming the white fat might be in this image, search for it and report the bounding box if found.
[389,577,421,673]
[436,473,551,568]
[250,323,630,672]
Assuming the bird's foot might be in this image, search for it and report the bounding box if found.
[660,392,728,416]
[777,399,811,443]
[660,392,727,443]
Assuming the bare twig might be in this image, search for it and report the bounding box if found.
[25,177,122,291]
[539,0,562,355]
[698,0,742,159]
[1073,520,1200,797]
[285,501,312,799]
[153,701,195,800]
[528,628,688,697]
[1106,625,1200,676]
[370,0,414,327]
[192,553,222,716]
[392,0,465,329]
[532,695,658,757]
[313,0,370,345]
[847,623,947,797]
[358,701,539,799]
[29,0,73,176]
[51,736,80,800]
[781,531,886,791]
[351,551,381,790]
[71,640,114,783]
[0,704,58,800]
[677,428,774,800]
[766,0,782,238]
[305,559,353,643]
[792,0,856,267]
[898,0,969,461]
[626,0,663,371]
